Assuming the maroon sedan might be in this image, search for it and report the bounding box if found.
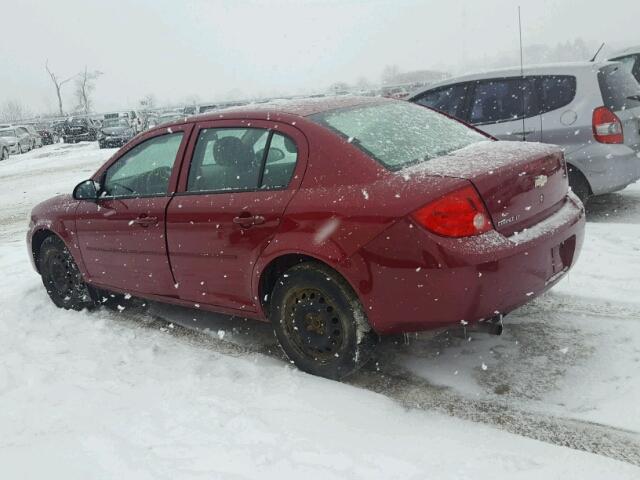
[27,97,585,379]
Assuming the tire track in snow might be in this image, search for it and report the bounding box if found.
[351,366,640,467]
[116,306,640,467]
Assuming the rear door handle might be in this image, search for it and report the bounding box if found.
[132,215,158,227]
[233,214,265,228]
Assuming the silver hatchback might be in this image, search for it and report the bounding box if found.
[409,61,640,201]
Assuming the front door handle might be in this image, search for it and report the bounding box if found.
[233,214,265,228]
[132,215,158,227]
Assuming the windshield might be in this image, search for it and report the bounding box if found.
[103,118,130,128]
[310,101,487,170]
[0,129,16,137]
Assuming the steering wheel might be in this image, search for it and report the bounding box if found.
[144,166,172,194]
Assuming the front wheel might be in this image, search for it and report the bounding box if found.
[39,236,96,311]
[270,262,377,380]
[0,148,7,160]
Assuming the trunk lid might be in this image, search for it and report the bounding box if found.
[405,141,568,235]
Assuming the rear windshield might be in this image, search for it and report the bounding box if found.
[310,101,487,170]
[598,64,640,111]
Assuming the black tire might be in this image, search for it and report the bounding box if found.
[39,236,96,311]
[0,148,7,160]
[270,262,377,380]
[568,165,591,204]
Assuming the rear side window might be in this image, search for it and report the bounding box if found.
[598,64,640,111]
[310,101,486,171]
[186,128,298,192]
[469,77,537,124]
[537,75,576,113]
[187,128,268,192]
[413,83,468,118]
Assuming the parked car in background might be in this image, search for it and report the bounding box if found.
[28,97,585,380]
[98,117,136,149]
[409,61,640,202]
[51,121,66,138]
[22,125,43,149]
[609,45,640,84]
[62,117,99,143]
[157,112,186,125]
[0,126,32,154]
[0,124,41,150]
[0,138,10,160]
[35,125,59,145]
[144,114,159,130]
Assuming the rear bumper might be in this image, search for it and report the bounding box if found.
[352,194,586,335]
[567,144,640,195]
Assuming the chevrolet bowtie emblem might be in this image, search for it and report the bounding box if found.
[534,175,548,188]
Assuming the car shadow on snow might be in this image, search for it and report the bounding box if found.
[585,187,640,224]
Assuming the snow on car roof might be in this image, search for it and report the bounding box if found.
[609,45,640,59]
[193,95,388,120]
[409,61,620,97]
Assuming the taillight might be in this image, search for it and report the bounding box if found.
[592,106,623,144]
[411,184,493,237]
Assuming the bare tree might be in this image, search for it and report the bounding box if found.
[45,60,76,116]
[0,100,31,122]
[75,66,103,115]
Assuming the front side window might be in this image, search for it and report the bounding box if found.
[413,83,468,118]
[469,77,537,124]
[103,132,183,197]
[310,101,487,171]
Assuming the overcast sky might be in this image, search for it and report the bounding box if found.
[1,0,638,114]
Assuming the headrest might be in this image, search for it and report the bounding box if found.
[213,136,254,167]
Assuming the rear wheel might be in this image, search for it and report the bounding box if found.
[39,236,96,311]
[270,262,377,380]
[568,165,591,204]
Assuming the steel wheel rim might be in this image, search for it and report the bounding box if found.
[46,251,81,299]
[282,287,346,362]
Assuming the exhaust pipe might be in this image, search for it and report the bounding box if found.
[474,314,504,336]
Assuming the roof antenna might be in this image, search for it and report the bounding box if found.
[590,42,605,62]
[518,6,526,141]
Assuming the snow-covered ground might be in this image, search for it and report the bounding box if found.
[1,142,639,479]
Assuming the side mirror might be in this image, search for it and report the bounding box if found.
[73,179,99,201]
